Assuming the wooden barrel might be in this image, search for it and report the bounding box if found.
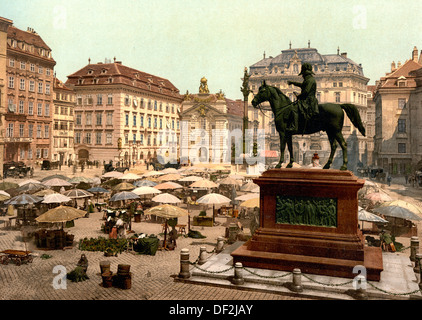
[117,264,130,275]
[101,271,113,288]
[120,272,132,289]
[99,261,111,274]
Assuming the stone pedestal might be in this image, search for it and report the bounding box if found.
[231,168,383,281]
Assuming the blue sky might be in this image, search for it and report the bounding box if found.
[2,0,421,99]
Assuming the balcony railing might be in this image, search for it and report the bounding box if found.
[4,137,33,143]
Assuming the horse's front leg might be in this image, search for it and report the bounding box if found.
[286,134,295,168]
[276,132,287,168]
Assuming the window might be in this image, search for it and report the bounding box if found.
[398,98,406,109]
[45,104,50,116]
[398,143,406,153]
[159,118,163,129]
[124,134,129,144]
[106,132,112,145]
[28,102,33,115]
[107,94,113,105]
[96,112,102,125]
[38,82,43,94]
[77,95,82,105]
[148,117,152,128]
[36,125,42,138]
[85,132,92,144]
[140,115,144,127]
[9,58,14,67]
[125,95,130,105]
[46,68,51,76]
[29,80,35,92]
[44,125,49,138]
[30,64,35,72]
[28,124,33,137]
[43,149,48,158]
[293,64,298,73]
[339,82,343,87]
[335,92,341,103]
[97,94,103,105]
[95,132,102,144]
[86,113,92,125]
[398,119,406,133]
[19,100,24,113]
[140,133,144,144]
[8,76,14,88]
[45,83,50,94]
[39,66,43,74]
[19,78,25,90]
[125,113,129,126]
[6,123,13,137]
[133,133,136,143]
[106,112,113,125]
[28,148,32,159]
[154,117,157,128]
[36,149,41,159]
[75,132,81,144]
[20,149,25,160]
[154,100,157,111]
[75,113,82,125]
[37,103,43,116]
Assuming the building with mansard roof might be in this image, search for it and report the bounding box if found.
[247,43,369,172]
[4,23,56,165]
[373,46,422,175]
[65,59,183,165]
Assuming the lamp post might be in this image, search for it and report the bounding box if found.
[241,67,251,155]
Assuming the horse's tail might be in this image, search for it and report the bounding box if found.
[340,104,366,137]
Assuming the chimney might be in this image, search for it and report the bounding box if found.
[412,46,418,61]
[397,61,402,68]
[419,50,422,65]
[391,61,396,72]
[341,52,347,58]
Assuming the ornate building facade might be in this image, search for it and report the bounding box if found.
[373,46,422,174]
[4,25,56,165]
[65,59,182,164]
[247,44,369,171]
[52,77,75,165]
[179,77,243,164]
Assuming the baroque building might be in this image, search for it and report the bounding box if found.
[65,59,183,165]
[52,77,75,165]
[179,77,243,164]
[4,24,56,165]
[373,46,422,175]
[247,44,369,172]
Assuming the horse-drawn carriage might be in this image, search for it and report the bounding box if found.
[3,161,31,178]
[103,162,129,174]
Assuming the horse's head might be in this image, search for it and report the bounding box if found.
[251,80,272,108]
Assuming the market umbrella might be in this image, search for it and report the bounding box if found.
[87,187,110,203]
[63,188,93,199]
[218,177,243,187]
[144,204,189,248]
[42,178,73,188]
[178,176,203,182]
[157,173,182,182]
[134,179,157,187]
[251,187,260,193]
[5,194,43,206]
[190,179,218,189]
[33,189,58,197]
[35,205,86,225]
[109,191,140,202]
[0,190,10,197]
[112,182,135,192]
[197,193,232,221]
[373,205,422,221]
[15,182,46,195]
[240,181,259,192]
[358,206,388,223]
[132,186,162,196]
[68,176,93,184]
[0,181,19,190]
[142,170,165,177]
[42,193,72,204]
[119,173,142,181]
[240,197,260,208]
[102,171,124,179]
[152,193,181,204]
[41,174,70,182]
[364,192,392,202]
[154,182,184,190]
[379,200,422,215]
[0,193,11,202]
[18,179,42,187]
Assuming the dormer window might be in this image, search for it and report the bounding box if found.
[101,69,107,74]
[78,79,84,85]
[107,77,113,84]
[87,69,94,75]
[397,76,406,87]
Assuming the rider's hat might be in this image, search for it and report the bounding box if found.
[298,62,315,76]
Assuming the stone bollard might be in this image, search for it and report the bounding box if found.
[290,268,303,293]
[231,262,244,285]
[414,253,422,274]
[216,236,225,253]
[178,248,191,279]
[198,247,207,265]
[417,254,422,290]
[410,237,419,262]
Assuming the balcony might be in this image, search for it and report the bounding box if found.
[5,137,33,143]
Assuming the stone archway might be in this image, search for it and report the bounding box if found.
[78,149,89,161]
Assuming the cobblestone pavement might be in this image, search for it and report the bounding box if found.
[1,165,421,302]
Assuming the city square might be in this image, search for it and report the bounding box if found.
[1,1,422,312]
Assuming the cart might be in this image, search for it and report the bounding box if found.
[0,250,33,266]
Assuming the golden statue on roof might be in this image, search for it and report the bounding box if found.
[199,76,209,94]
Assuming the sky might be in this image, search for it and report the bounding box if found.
[2,0,422,99]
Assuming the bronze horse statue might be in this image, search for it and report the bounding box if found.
[251,81,365,170]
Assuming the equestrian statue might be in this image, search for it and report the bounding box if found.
[251,62,365,171]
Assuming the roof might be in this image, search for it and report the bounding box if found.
[53,77,73,91]
[377,59,421,89]
[8,26,51,50]
[225,99,243,116]
[66,62,182,99]
[250,47,364,76]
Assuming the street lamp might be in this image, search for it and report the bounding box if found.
[241,67,251,155]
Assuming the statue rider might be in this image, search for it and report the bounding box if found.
[287,62,319,132]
